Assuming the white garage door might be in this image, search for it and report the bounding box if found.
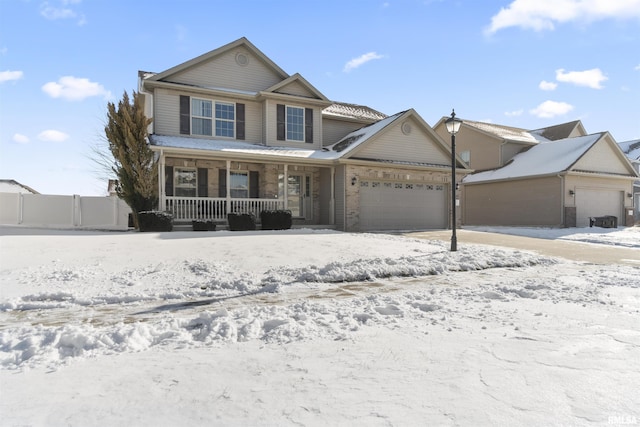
[359,181,447,231]
[575,189,623,227]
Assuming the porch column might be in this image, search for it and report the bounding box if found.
[283,164,288,210]
[330,166,335,225]
[159,150,165,211]
[226,160,231,215]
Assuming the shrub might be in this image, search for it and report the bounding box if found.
[227,213,256,231]
[192,220,217,231]
[260,210,292,230]
[138,211,173,232]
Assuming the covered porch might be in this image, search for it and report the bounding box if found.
[157,153,336,226]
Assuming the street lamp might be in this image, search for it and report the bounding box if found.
[445,109,462,252]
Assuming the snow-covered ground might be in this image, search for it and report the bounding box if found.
[1,225,639,426]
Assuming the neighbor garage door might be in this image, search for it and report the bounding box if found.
[359,181,447,231]
[575,189,623,227]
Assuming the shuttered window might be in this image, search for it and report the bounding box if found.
[277,104,313,143]
[182,96,243,139]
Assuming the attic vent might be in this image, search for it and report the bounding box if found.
[401,122,412,135]
[236,53,249,66]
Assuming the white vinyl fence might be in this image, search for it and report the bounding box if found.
[0,193,132,230]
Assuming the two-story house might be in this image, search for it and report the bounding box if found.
[432,118,637,227]
[138,37,470,232]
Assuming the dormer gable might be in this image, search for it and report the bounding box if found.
[262,73,329,101]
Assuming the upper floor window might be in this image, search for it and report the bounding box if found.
[191,98,235,138]
[286,106,304,142]
[276,104,312,143]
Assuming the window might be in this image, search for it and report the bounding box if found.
[175,168,197,197]
[192,99,212,136]
[230,171,248,198]
[460,150,471,165]
[191,98,235,138]
[286,106,304,141]
[215,102,235,137]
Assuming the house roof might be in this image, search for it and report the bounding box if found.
[458,119,548,144]
[0,179,39,194]
[323,102,387,122]
[618,139,640,161]
[531,120,584,141]
[149,113,405,162]
[464,133,604,183]
[149,109,460,171]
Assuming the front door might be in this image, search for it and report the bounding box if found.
[287,174,311,219]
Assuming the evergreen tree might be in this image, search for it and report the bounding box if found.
[104,91,156,228]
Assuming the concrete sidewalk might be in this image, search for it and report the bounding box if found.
[407,229,640,266]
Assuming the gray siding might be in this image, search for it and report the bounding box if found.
[275,80,315,98]
[463,176,562,226]
[574,139,630,175]
[322,118,367,146]
[264,99,322,149]
[168,47,283,93]
[357,118,450,165]
[501,142,526,165]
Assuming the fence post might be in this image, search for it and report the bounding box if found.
[73,195,81,226]
[18,193,24,224]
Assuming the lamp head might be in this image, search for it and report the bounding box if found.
[445,109,462,135]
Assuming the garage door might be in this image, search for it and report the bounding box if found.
[575,189,623,227]
[359,181,447,231]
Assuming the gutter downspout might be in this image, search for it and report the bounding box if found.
[557,174,565,227]
[159,150,165,211]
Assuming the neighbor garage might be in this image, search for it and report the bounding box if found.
[358,180,447,231]
[575,188,624,227]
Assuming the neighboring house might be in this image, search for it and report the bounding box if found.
[0,179,39,194]
[138,37,469,231]
[618,139,640,224]
[432,119,637,227]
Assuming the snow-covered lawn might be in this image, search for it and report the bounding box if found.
[1,226,639,426]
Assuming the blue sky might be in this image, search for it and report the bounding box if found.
[1,0,639,196]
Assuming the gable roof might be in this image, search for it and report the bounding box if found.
[0,179,39,194]
[618,139,640,161]
[433,117,548,144]
[262,73,329,102]
[531,120,586,141]
[323,102,387,122]
[149,109,465,170]
[146,37,289,83]
[464,133,605,183]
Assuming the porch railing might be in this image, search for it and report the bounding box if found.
[165,197,285,222]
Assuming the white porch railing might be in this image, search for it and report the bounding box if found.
[165,197,284,222]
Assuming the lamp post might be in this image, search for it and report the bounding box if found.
[445,109,462,252]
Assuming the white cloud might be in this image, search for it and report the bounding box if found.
[530,100,574,118]
[485,0,640,34]
[40,1,86,25]
[505,109,523,117]
[38,130,70,142]
[343,52,385,73]
[13,134,30,144]
[0,70,24,83]
[635,64,640,71]
[555,68,607,89]
[539,80,557,91]
[42,76,111,101]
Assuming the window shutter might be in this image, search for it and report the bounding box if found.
[236,103,245,140]
[305,108,313,144]
[165,166,174,196]
[276,104,285,141]
[249,171,259,198]
[218,169,226,197]
[180,95,190,135]
[197,168,208,197]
